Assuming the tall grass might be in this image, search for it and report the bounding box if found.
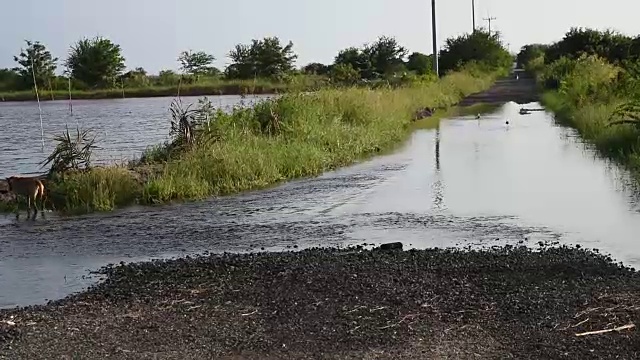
[539,55,640,174]
[25,69,495,214]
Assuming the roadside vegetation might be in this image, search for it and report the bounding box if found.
[0,33,502,101]
[517,28,640,177]
[2,30,510,214]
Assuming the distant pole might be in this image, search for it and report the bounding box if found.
[484,16,497,35]
[472,0,476,32]
[431,0,439,76]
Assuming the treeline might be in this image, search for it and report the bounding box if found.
[0,29,512,95]
[517,27,640,176]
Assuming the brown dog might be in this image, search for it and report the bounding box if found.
[6,176,46,220]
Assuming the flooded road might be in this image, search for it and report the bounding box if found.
[0,94,270,178]
[2,101,640,308]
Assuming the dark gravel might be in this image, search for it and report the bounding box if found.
[1,244,639,359]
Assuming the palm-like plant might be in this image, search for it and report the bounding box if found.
[41,125,98,174]
[169,99,196,147]
[169,98,221,149]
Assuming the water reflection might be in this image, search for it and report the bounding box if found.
[432,127,445,211]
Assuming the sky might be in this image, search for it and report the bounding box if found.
[2,0,640,75]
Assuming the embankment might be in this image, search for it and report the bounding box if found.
[0,79,319,102]
[1,69,496,215]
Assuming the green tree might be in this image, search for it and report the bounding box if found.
[438,29,512,75]
[334,36,408,80]
[0,68,21,91]
[12,40,58,89]
[544,28,633,65]
[362,36,408,78]
[65,36,126,88]
[406,52,433,75]
[334,47,371,78]
[516,44,548,68]
[178,50,216,75]
[302,62,330,75]
[226,37,297,79]
[121,67,149,87]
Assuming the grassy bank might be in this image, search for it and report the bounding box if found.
[3,69,495,215]
[0,77,327,102]
[536,55,640,175]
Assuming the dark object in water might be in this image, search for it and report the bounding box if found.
[519,108,530,115]
[378,242,403,251]
[506,120,510,125]
[413,107,436,121]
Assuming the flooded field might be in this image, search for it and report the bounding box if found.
[0,94,271,177]
[2,101,640,308]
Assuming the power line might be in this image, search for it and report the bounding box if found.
[483,16,497,36]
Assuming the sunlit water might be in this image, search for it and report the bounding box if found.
[2,101,640,309]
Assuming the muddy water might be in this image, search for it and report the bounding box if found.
[0,94,271,178]
[2,101,640,308]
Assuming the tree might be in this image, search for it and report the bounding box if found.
[178,50,215,75]
[65,36,126,88]
[406,52,433,75]
[362,36,408,78]
[302,62,330,75]
[516,44,548,68]
[121,67,149,87]
[544,28,633,65]
[0,68,21,91]
[333,36,408,80]
[334,47,370,78]
[226,37,297,79]
[12,40,58,89]
[438,30,512,75]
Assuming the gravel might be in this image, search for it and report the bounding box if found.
[1,244,639,359]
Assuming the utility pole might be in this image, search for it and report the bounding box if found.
[472,0,476,32]
[431,0,439,76]
[484,16,497,35]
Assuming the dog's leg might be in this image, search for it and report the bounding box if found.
[32,194,38,220]
[27,196,32,220]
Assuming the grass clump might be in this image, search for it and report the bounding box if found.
[50,167,142,213]
[6,68,495,214]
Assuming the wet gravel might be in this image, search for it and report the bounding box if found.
[1,244,639,360]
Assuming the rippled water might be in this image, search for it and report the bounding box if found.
[2,101,640,308]
[0,94,272,178]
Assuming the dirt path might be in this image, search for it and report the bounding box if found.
[458,76,538,107]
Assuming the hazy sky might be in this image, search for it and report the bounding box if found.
[2,0,640,74]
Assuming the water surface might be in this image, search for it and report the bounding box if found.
[2,102,640,308]
[0,94,271,177]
